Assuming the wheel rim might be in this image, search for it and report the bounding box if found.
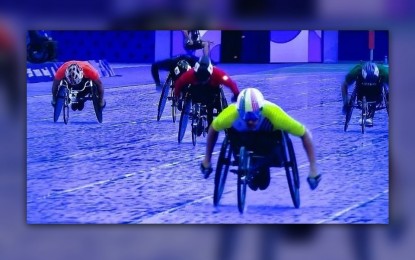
[178,99,190,143]
[237,147,248,213]
[285,134,300,208]
[214,137,231,206]
[157,82,170,121]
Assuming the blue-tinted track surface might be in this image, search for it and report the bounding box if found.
[27,63,388,224]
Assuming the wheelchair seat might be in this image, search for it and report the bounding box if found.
[227,128,286,169]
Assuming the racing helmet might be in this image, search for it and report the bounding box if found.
[236,88,265,121]
[65,63,84,85]
[361,62,380,85]
[174,59,191,77]
[194,55,213,83]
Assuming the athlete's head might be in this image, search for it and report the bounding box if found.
[236,88,265,128]
[361,62,380,86]
[194,55,213,84]
[65,63,84,85]
[174,60,191,78]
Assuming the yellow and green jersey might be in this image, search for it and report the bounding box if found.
[212,102,306,137]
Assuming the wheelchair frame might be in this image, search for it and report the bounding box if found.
[344,83,389,133]
[213,130,300,213]
[53,79,103,124]
[178,86,228,146]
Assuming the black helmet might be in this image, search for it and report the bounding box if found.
[361,62,380,85]
[194,55,213,83]
[174,60,191,78]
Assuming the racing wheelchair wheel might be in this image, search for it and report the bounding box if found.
[191,103,199,146]
[157,74,172,121]
[91,84,103,123]
[171,87,177,122]
[63,97,69,125]
[344,88,357,132]
[178,95,191,143]
[384,85,389,116]
[237,146,250,214]
[213,135,232,206]
[53,85,68,123]
[282,132,300,208]
[361,96,367,134]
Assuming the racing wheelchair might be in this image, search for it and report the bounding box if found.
[177,86,228,146]
[157,72,179,122]
[344,83,389,133]
[53,79,103,124]
[213,129,300,213]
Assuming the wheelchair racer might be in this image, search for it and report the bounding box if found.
[174,55,240,135]
[51,61,106,111]
[341,61,389,127]
[151,54,198,90]
[201,88,321,191]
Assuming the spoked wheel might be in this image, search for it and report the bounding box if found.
[344,89,357,132]
[283,132,300,208]
[191,117,198,146]
[92,85,103,123]
[361,96,367,134]
[53,86,68,122]
[237,146,249,214]
[63,100,69,125]
[171,88,177,122]
[213,136,232,206]
[384,86,389,116]
[157,76,172,121]
[220,88,228,110]
[178,98,191,143]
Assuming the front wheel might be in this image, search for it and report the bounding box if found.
[191,118,197,146]
[361,96,367,134]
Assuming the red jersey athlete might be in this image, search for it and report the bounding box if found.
[173,55,240,128]
[51,61,105,111]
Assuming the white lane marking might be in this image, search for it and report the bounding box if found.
[40,172,148,199]
[33,151,220,201]
[137,194,215,224]
[315,189,389,224]
[131,145,388,224]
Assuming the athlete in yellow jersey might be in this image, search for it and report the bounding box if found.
[200,88,321,191]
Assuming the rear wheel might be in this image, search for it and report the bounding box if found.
[92,85,103,123]
[157,75,172,121]
[178,98,191,143]
[283,132,300,208]
[63,100,69,124]
[213,136,232,206]
[344,88,357,132]
[219,88,228,111]
[53,86,67,122]
[237,147,249,214]
[384,86,389,116]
